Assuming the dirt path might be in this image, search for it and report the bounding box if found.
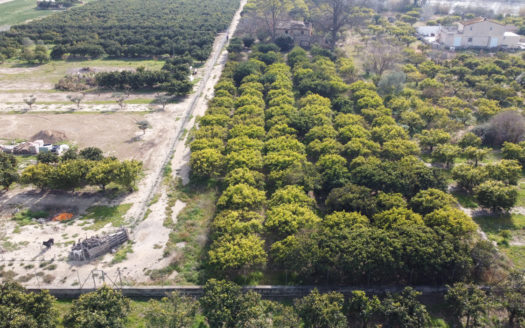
[169,3,246,185]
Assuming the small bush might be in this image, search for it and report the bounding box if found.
[242,37,255,48]
[275,35,294,52]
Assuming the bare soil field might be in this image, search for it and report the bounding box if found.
[0,112,164,161]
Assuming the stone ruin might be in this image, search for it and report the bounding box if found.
[69,228,128,262]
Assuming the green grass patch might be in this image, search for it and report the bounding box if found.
[0,58,164,88]
[474,213,525,269]
[148,193,160,206]
[1,240,28,251]
[516,179,525,207]
[12,209,49,225]
[80,204,131,230]
[125,98,153,105]
[111,241,134,264]
[0,0,98,29]
[474,214,525,235]
[505,245,525,270]
[451,190,478,209]
[143,208,152,220]
[152,179,217,284]
[0,0,54,27]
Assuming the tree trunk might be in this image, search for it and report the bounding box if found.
[271,9,276,40]
[509,312,515,327]
[331,12,338,50]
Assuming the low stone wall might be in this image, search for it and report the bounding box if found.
[26,285,448,300]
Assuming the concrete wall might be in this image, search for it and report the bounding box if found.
[502,34,521,47]
[461,21,506,38]
[26,285,448,300]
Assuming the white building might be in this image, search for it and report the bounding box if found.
[437,17,521,49]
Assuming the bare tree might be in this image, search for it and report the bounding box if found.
[154,93,171,111]
[312,0,364,49]
[67,93,85,111]
[482,111,525,146]
[113,93,128,111]
[363,39,402,76]
[123,84,132,96]
[254,0,292,40]
[23,95,36,111]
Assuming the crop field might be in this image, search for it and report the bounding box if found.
[0,0,239,60]
[0,0,54,28]
[0,0,94,29]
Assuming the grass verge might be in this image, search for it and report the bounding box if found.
[148,179,217,284]
[474,213,525,270]
[12,209,49,226]
[111,241,134,265]
[80,204,131,230]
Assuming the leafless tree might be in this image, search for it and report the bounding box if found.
[311,0,366,49]
[113,93,128,111]
[483,111,525,146]
[254,0,292,40]
[67,93,85,111]
[362,38,402,76]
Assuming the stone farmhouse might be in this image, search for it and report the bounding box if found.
[275,20,312,47]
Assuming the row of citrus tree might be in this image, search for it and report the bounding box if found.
[189,43,496,285]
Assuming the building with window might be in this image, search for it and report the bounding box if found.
[275,20,312,47]
[437,17,521,49]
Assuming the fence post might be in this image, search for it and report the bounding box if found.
[92,270,97,289]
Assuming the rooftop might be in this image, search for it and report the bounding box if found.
[276,20,309,30]
[460,17,504,26]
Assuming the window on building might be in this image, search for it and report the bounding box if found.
[301,31,304,35]
[468,37,472,42]
[285,30,288,34]
[470,27,472,31]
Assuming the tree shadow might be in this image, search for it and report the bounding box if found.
[125,135,142,143]
[11,62,41,68]
[473,212,518,234]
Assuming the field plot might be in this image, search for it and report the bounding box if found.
[0,0,55,28]
[0,101,187,286]
[0,0,239,59]
[0,59,164,112]
[0,0,95,30]
[0,0,244,287]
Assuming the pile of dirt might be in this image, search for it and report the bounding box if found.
[31,130,67,144]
